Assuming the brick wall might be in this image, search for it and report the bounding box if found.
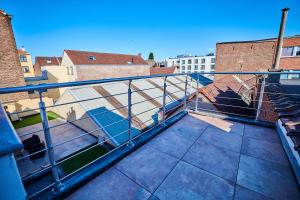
[215,36,300,122]
[0,10,28,102]
[215,41,276,80]
[280,37,300,70]
[216,36,300,76]
[76,65,150,81]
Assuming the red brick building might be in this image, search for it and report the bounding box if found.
[200,35,300,122]
[0,10,28,102]
[215,35,300,77]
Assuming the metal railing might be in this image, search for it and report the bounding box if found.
[0,71,299,199]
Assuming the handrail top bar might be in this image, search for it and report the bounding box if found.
[0,71,299,94]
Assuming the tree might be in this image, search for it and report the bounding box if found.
[148,52,154,60]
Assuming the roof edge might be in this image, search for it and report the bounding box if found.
[217,35,300,45]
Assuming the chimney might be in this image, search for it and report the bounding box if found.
[0,9,28,102]
[137,53,142,57]
[273,8,289,69]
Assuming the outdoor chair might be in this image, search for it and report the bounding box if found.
[23,135,41,151]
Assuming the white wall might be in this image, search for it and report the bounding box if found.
[165,58,180,67]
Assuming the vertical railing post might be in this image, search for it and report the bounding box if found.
[127,80,134,146]
[162,76,167,125]
[189,75,193,95]
[195,73,200,112]
[184,74,188,110]
[38,90,63,192]
[255,75,266,121]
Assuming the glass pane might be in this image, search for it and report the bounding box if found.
[282,47,294,56]
[296,47,300,56]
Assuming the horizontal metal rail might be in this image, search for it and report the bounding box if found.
[21,164,52,181]
[52,118,129,148]
[16,147,49,161]
[131,95,163,106]
[3,71,300,199]
[190,100,257,110]
[48,91,128,109]
[1,71,299,94]
[17,105,128,138]
[55,128,130,166]
[194,107,256,119]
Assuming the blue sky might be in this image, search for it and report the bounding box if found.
[1,0,300,61]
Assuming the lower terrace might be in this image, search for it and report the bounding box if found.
[0,72,300,200]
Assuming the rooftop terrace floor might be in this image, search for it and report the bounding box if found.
[67,113,300,200]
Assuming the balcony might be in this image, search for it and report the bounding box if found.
[67,113,299,200]
[0,72,300,200]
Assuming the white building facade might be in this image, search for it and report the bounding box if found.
[165,54,216,79]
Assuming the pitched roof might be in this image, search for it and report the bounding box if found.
[199,75,257,118]
[18,49,29,55]
[65,50,148,65]
[35,56,62,66]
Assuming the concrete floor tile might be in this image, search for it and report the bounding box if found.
[183,141,240,182]
[244,124,280,144]
[146,131,194,159]
[241,137,289,166]
[198,127,242,153]
[67,168,150,200]
[237,155,300,199]
[234,185,271,200]
[115,145,178,193]
[155,161,235,200]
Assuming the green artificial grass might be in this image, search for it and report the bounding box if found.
[12,111,59,129]
[60,145,108,174]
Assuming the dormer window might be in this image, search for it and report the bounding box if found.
[88,56,96,60]
[46,59,52,64]
[127,61,132,64]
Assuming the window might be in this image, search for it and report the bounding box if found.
[69,66,74,75]
[201,65,205,70]
[20,55,27,62]
[66,67,70,75]
[282,46,300,57]
[46,59,52,64]
[211,58,216,63]
[296,46,300,56]
[194,65,198,70]
[188,59,192,64]
[188,65,191,70]
[88,56,96,60]
[211,65,215,70]
[194,59,198,64]
[182,60,185,64]
[201,58,205,64]
[22,66,30,73]
[182,66,185,70]
[282,47,294,56]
